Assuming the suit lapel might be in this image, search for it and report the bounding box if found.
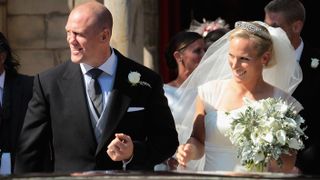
[300,45,310,73]
[57,62,97,145]
[2,75,14,125]
[2,74,20,146]
[57,62,88,112]
[0,75,13,147]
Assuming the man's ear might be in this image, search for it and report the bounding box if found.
[101,28,111,42]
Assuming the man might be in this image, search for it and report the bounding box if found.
[14,1,178,173]
[0,32,33,174]
[265,0,320,175]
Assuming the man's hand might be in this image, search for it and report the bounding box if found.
[106,133,133,161]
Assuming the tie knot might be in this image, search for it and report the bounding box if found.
[88,68,103,79]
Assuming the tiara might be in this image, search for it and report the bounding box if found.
[235,21,270,40]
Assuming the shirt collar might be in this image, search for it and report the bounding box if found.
[80,48,117,76]
[295,38,304,62]
[0,70,5,89]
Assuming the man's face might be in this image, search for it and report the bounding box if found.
[264,12,295,45]
[65,10,103,65]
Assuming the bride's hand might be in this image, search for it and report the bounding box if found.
[268,151,298,173]
[176,143,196,167]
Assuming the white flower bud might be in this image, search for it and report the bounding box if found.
[276,130,286,145]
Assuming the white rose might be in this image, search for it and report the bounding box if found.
[234,123,246,135]
[263,132,274,143]
[250,131,260,145]
[279,103,288,114]
[276,130,286,145]
[311,58,319,68]
[128,71,141,85]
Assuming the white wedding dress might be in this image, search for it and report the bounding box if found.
[163,84,179,112]
[198,80,303,171]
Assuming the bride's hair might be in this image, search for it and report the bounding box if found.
[230,21,276,68]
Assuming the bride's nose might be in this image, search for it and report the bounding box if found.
[230,57,241,69]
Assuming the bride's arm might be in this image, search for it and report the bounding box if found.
[176,96,206,166]
[189,96,206,158]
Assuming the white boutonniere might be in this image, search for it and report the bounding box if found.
[128,71,151,88]
[311,58,319,68]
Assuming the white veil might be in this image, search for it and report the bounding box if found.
[173,21,302,171]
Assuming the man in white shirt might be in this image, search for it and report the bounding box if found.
[15,1,178,173]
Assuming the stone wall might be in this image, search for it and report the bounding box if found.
[0,0,159,75]
[143,0,159,72]
[106,0,159,72]
[6,0,70,75]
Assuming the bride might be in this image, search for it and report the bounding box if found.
[174,21,303,172]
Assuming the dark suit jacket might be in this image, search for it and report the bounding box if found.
[294,42,320,175]
[14,49,179,173]
[0,73,33,171]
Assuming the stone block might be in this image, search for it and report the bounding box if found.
[8,0,69,15]
[16,50,55,75]
[47,14,68,48]
[144,14,158,45]
[0,5,6,34]
[55,49,70,64]
[8,15,45,49]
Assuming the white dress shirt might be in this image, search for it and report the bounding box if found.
[295,39,304,62]
[0,70,5,105]
[80,48,118,142]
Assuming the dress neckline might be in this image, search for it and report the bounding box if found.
[214,79,282,112]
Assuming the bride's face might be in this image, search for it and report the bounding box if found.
[228,37,264,83]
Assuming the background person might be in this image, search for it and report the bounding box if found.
[0,32,33,174]
[155,31,205,171]
[204,28,229,50]
[264,0,320,174]
[164,31,205,115]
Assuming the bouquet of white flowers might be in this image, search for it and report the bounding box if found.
[225,97,307,172]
